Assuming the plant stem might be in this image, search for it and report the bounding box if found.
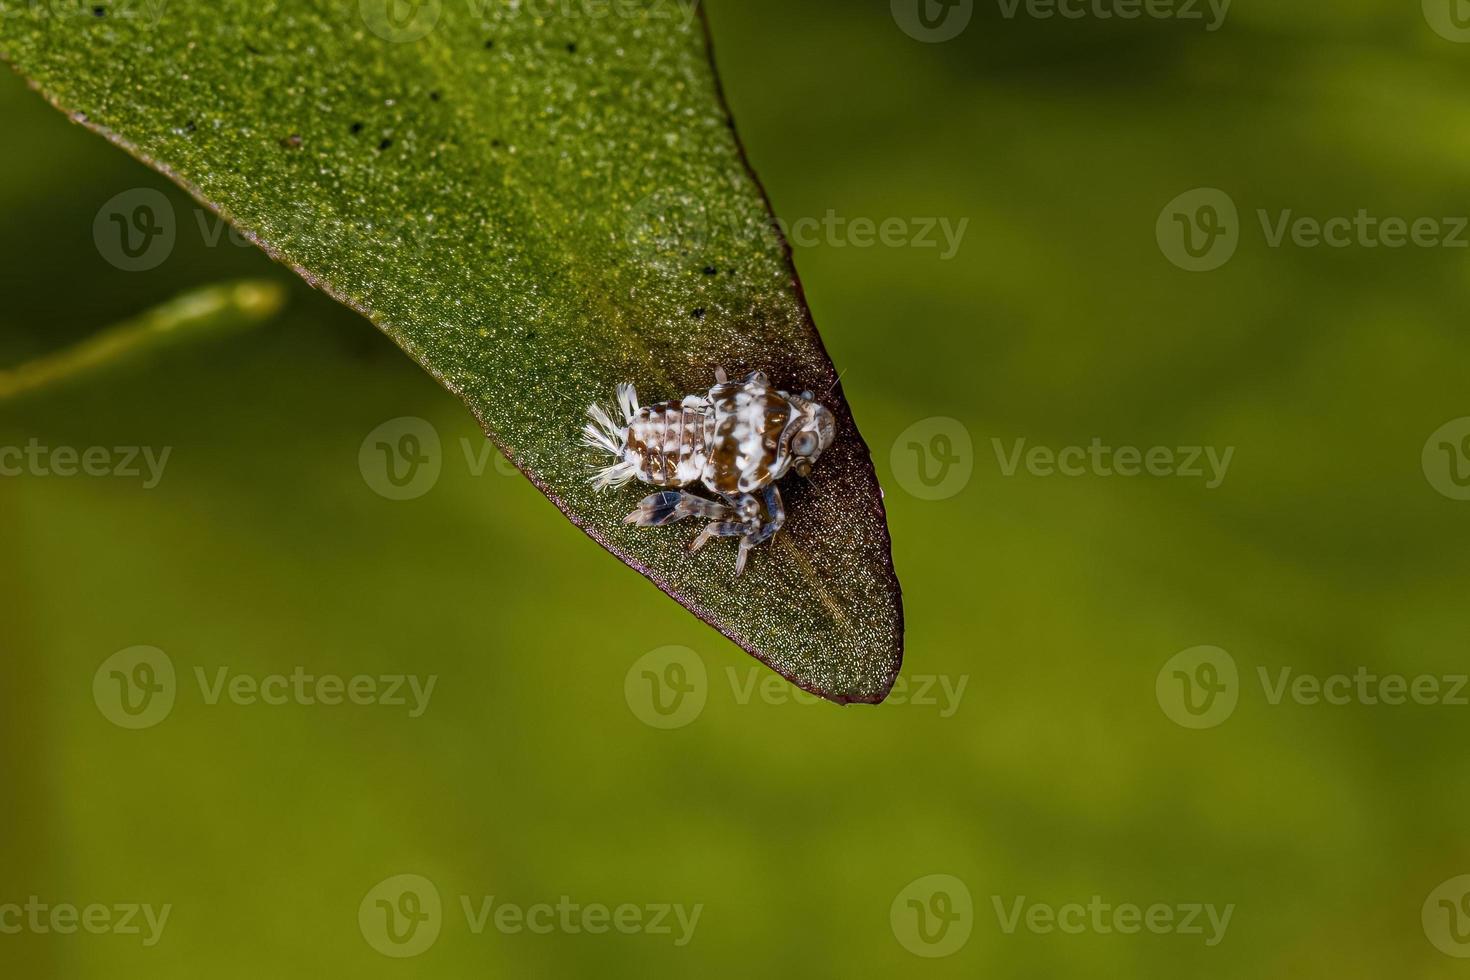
[0,279,287,402]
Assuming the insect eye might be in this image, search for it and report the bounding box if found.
[792,432,818,457]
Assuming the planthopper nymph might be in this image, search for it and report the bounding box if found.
[582,368,836,576]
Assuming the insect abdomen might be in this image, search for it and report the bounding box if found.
[626,398,714,487]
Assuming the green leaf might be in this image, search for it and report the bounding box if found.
[0,0,902,703]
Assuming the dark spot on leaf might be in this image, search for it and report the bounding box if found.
[184,120,197,133]
[350,121,364,134]
[524,329,538,341]
[484,39,495,49]
[691,307,706,319]
[429,91,441,102]
[566,42,578,53]
[491,138,502,148]
[703,266,718,275]
[378,138,393,151]
[92,5,105,16]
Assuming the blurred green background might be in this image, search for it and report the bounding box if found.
[5,0,1470,977]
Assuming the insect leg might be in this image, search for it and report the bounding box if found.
[626,490,732,527]
[744,485,786,547]
[688,520,747,555]
[735,537,756,577]
[726,487,787,576]
[683,492,771,575]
